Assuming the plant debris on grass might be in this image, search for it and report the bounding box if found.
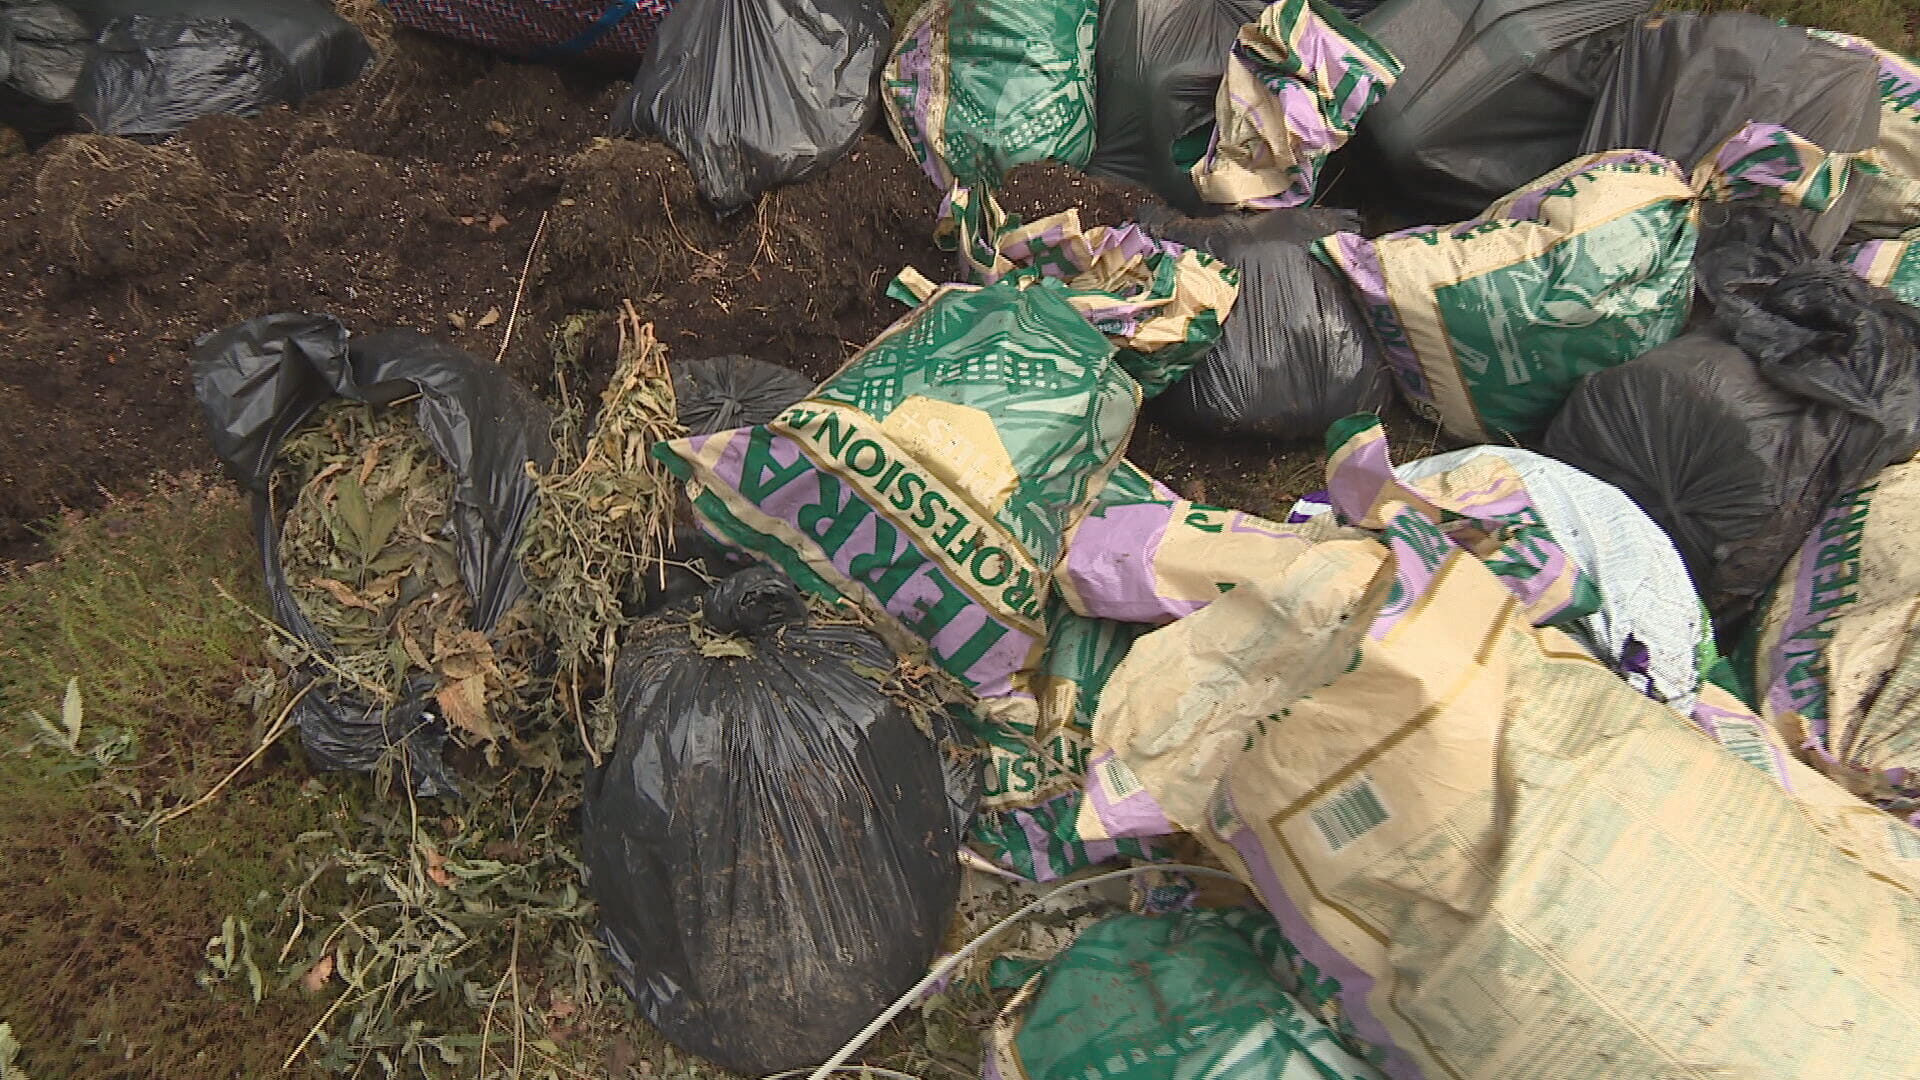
[278,402,544,749]
[521,305,683,763]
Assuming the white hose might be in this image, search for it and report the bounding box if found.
[789,863,1247,1080]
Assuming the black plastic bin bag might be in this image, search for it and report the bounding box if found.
[1142,204,1391,439]
[1544,206,1920,633]
[581,566,968,1075]
[613,0,890,213]
[1085,0,1266,214]
[1579,12,1880,253]
[672,354,817,436]
[190,313,554,795]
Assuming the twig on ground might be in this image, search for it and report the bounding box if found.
[148,682,314,829]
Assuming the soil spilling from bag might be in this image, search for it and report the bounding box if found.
[0,25,1402,564]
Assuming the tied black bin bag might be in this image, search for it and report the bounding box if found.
[613,0,890,213]
[190,313,554,795]
[582,566,969,1075]
[1545,205,1920,633]
[1577,12,1880,254]
[1141,205,1392,439]
[673,354,817,435]
[74,15,293,140]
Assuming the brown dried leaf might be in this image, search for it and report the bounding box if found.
[448,311,467,330]
[308,577,381,613]
[487,213,508,233]
[475,306,502,329]
[485,119,512,138]
[301,952,335,993]
[435,673,503,743]
[419,843,453,888]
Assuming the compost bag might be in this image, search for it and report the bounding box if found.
[1579,12,1880,253]
[883,0,1098,189]
[1544,205,1920,631]
[985,909,1387,1080]
[1077,469,1920,1079]
[1189,0,1401,210]
[190,313,554,795]
[1843,230,1920,304]
[614,0,889,213]
[1351,0,1643,225]
[1748,458,1920,816]
[581,567,966,1075]
[1316,150,1698,442]
[1141,204,1391,439]
[1085,0,1266,213]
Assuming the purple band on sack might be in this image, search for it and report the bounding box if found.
[1080,751,1178,840]
[695,425,1035,696]
[1216,790,1417,1079]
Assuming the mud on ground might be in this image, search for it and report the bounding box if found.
[0,24,1414,563]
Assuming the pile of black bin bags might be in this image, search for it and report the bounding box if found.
[0,0,369,142]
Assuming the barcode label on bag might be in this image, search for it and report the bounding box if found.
[1098,757,1143,799]
[1312,775,1391,853]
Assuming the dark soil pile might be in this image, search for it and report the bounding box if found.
[0,21,1386,565]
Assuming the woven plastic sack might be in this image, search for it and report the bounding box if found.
[983,908,1385,1080]
[882,0,1098,190]
[1191,0,1401,210]
[384,0,676,65]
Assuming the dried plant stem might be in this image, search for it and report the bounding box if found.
[149,682,314,829]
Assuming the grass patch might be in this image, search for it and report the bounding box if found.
[1663,0,1917,52]
[0,476,336,1078]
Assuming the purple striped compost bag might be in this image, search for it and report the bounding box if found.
[654,277,1138,698]
[1071,420,1920,1080]
[1747,457,1920,817]
[1190,0,1402,210]
[893,187,1243,398]
[656,278,1164,881]
[1289,445,1719,717]
[1315,126,1855,442]
[1843,229,1920,303]
[1812,30,1920,236]
[882,0,1099,190]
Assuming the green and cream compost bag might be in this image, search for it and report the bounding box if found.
[1749,457,1920,815]
[1315,128,1853,442]
[1090,511,1920,1077]
[655,276,1138,699]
